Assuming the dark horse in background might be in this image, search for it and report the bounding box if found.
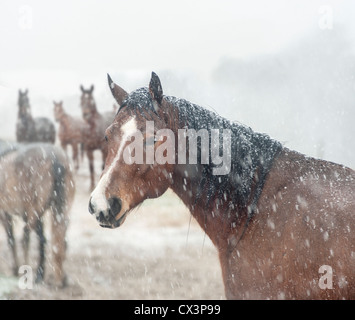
[16,89,56,144]
[88,72,355,299]
[80,85,115,190]
[0,141,75,286]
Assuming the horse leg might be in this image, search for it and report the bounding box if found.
[35,218,46,283]
[22,214,31,266]
[61,141,68,156]
[49,161,73,287]
[51,208,69,287]
[80,143,84,162]
[3,213,19,276]
[87,149,95,190]
[72,143,79,171]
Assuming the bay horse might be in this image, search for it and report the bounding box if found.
[16,89,56,144]
[0,141,75,287]
[80,85,115,190]
[53,100,87,170]
[88,72,355,299]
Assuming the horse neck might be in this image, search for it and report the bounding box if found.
[90,102,103,119]
[170,163,240,250]
[18,111,34,129]
[92,103,98,114]
[162,99,239,249]
[89,110,103,129]
[88,99,98,113]
[18,103,32,121]
[58,112,72,127]
[164,96,282,250]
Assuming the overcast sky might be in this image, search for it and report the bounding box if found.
[1,1,355,167]
[1,0,355,78]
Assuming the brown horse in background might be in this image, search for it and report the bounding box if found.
[0,141,75,287]
[16,89,56,144]
[89,72,355,299]
[80,85,115,189]
[53,100,87,170]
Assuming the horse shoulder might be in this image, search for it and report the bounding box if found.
[221,149,355,298]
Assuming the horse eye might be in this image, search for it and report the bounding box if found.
[104,135,108,142]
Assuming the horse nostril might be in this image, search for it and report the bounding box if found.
[97,211,105,222]
[88,198,95,215]
[108,197,122,219]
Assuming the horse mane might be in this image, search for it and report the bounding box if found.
[169,95,283,217]
[119,87,283,219]
[119,87,159,120]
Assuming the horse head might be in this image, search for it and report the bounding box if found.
[89,72,175,228]
[80,84,96,123]
[18,89,31,116]
[53,100,64,122]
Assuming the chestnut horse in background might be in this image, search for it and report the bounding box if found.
[89,72,355,299]
[53,101,87,170]
[16,89,56,144]
[80,85,115,190]
[0,141,75,286]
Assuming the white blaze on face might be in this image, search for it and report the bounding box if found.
[90,117,137,217]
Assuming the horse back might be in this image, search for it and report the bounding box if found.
[0,143,74,221]
[58,115,85,144]
[34,117,56,144]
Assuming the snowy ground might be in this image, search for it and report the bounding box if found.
[0,149,225,300]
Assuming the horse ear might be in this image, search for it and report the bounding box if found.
[24,89,28,95]
[149,72,163,104]
[80,85,84,93]
[90,85,94,93]
[107,74,128,106]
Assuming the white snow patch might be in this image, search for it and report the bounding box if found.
[323,231,329,242]
[267,219,275,230]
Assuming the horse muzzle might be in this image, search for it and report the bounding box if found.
[88,196,125,228]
